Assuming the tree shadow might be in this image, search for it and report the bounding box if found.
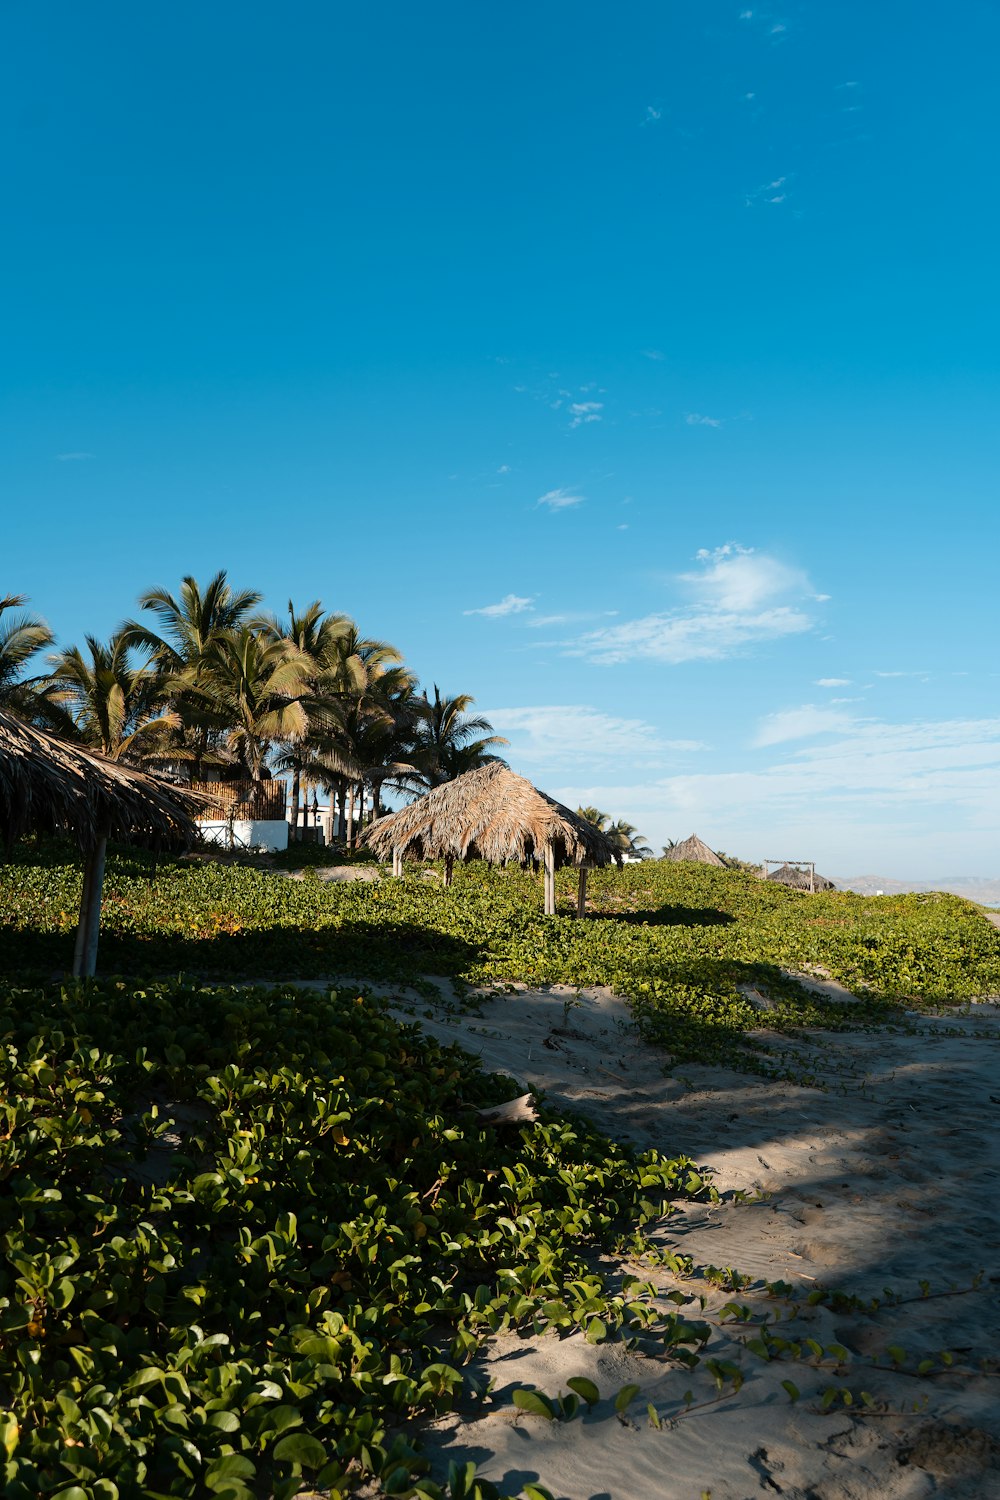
[592,904,736,928]
[0,918,481,983]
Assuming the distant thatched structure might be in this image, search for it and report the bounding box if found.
[0,709,201,975]
[364,762,620,914]
[662,834,726,867]
[766,862,836,893]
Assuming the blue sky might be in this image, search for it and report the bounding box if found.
[5,2,1000,876]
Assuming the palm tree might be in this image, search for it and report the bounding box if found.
[123,570,263,672]
[258,600,353,835]
[409,686,507,789]
[46,632,180,763]
[0,593,55,718]
[178,628,313,782]
[577,806,611,830]
[578,806,653,858]
[121,571,264,780]
[320,626,411,843]
[605,819,654,859]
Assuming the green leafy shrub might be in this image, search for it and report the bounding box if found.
[3,848,997,1069]
[0,979,710,1498]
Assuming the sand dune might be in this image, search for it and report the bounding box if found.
[385,985,1000,1500]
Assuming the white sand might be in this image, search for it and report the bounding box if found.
[385,984,1000,1500]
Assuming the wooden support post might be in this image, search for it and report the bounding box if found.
[392,848,403,878]
[72,850,96,977]
[543,845,556,916]
[444,853,454,887]
[577,865,588,918]
[72,833,108,978]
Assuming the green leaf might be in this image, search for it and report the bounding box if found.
[512,1388,556,1420]
[205,1454,257,1485]
[566,1376,599,1406]
[614,1383,641,1413]
[273,1432,327,1468]
[781,1379,800,1403]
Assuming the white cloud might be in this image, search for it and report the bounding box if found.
[483,705,667,765]
[548,717,1000,873]
[568,543,821,666]
[573,606,812,665]
[497,464,510,474]
[875,670,929,679]
[568,401,604,429]
[753,704,858,747]
[537,487,584,510]
[746,175,789,207]
[643,106,662,124]
[816,677,851,688]
[56,451,94,461]
[684,543,810,612]
[685,412,722,428]
[642,349,665,361]
[463,593,535,618]
[664,739,710,752]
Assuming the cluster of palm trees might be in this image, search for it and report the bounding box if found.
[0,576,507,842]
[576,806,653,860]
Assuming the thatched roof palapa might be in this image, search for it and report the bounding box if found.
[0,709,200,852]
[364,762,620,914]
[0,709,202,975]
[662,834,726,867]
[767,863,836,893]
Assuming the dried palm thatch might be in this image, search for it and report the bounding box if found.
[662,834,726,867]
[0,709,202,977]
[0,709,200,850]
[767,862,836,892]
[364,762,620,914]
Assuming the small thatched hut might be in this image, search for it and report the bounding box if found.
[363,762,621,914]
[766,862,836,893]
[0,709,201,975]
[662,834,726,867]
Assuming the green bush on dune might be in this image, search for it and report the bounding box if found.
[0,979,712,1499]
[2,848,998,1068]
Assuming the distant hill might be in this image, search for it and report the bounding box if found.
[834,874,1000,907]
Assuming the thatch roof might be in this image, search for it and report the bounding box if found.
[0,709,202,850]
[662,834,726,867]
[767,863,836,892]
[364,762,621,869]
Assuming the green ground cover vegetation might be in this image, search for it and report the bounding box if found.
[2,844,999,1498]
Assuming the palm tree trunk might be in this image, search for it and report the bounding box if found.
[346,783,355,849]
[337,779,347,843]
[290,765,301,842]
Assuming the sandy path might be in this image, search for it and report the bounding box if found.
[382,985,1000,1500]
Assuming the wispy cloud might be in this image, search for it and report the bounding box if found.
[571,607,812,665]
[816,677,851,688]
[642,105,662,125]
[753,704,858,747]
[684,412,722,428]
[537,487,584,510]
[568,401,603,429]
[641,349,665,361]
[745,175,789,207]
[875,670,930,679]
[463,593,535,618]
[547,717,1000,872]
[527,610,618,631]
[483,704,668,766]
[56,451,94,461]
[568,543,821,665]
[683,543,811,611]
